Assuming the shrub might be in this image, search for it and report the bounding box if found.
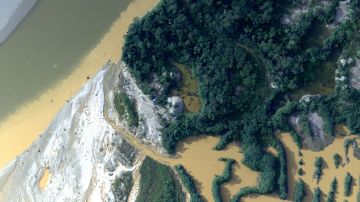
[274,140,288,200]
[294,179,306,202]
[313,157,323,183]
[175,165,203,202]
[333,153,341,169]
[344,172,353,197]
[298,168,304,176]
[326,178,337,202]
[212,158,235,202]
[314,157,323,168]
[114,92,139,127]
[112,172,133,202]
[299,159,304,165]
[114,92,125,116]
[344,139,353,156]
[312,187,321,202]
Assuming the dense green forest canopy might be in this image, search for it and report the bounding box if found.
[136,157,185,202]
[122,0,360,200]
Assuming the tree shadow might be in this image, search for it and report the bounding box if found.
[244,193,282,201]
[303,181,313,202]
[176,135,213,154]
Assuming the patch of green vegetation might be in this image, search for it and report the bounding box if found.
[313,157,324,184]
[333,153,341,169]
[294,179,306,202]
[212,158,235,202]
[136,157,185,202]
[327,178,338,202]
[273,140,289,199]
[112,172,133,202]
[116,139,137,166]
[344,138,356,159]
[175,164,203,202]
[344,172,353,197]
[312,187,321,202]
[114,92,139,127]
[299,113,313,137]
[298,168,304,176]
[230,138,289,201]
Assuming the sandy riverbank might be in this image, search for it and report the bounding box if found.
[0,0,38,44]
[0,0,159,169]
[0,65,136,201]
